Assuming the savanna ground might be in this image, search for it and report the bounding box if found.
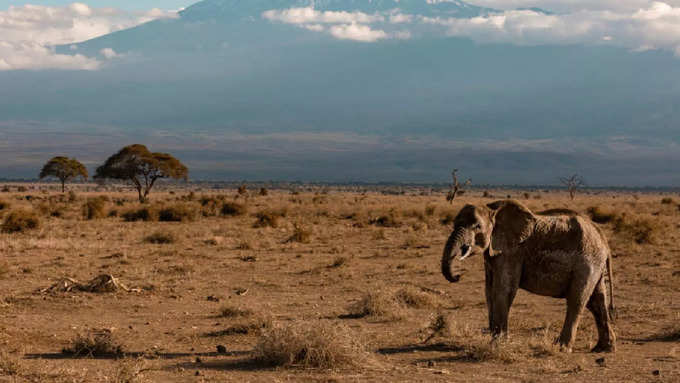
[0,184,678,382]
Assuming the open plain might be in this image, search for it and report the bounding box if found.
[0,185,678,382]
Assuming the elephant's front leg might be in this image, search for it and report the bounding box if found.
[489,259,522,339]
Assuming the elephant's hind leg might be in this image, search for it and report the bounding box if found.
[587,278,616,352]
[558,273,599,352]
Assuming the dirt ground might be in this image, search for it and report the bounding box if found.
[0,185,678,382]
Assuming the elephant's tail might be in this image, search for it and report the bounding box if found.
[606,252,616,321]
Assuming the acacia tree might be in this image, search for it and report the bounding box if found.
[446,169,471,204]
[94,144,188,202]
[39,156,88,192]
[560,174,585,200]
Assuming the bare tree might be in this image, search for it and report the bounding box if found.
[446,169,471,204]
[560,174,585,200]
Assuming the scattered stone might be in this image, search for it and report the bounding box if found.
[652,370,660,376]
[207,295,220,302]
[595,357,606,367]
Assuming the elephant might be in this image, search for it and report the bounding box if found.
[441,200,616,353]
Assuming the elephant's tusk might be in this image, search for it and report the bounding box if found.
[459,245,472,261]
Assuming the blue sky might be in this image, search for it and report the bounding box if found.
[0,1,193,10]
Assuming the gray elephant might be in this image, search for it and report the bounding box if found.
[441,200,616,352]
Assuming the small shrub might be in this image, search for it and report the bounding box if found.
[0,351,22,376]
[0,186,9,193]
[424,205,436,216]
[394,286,439,309]
[587,206,616,224]
[253,209,286,228]
[0,200,10,211]
[440,211,456,226]
[612,214,659,244]
[221,202,247,217]
[661,197,674,205]
[144,230,176,244]
[122,207,157,222]
[16,186,27,192]
[369,213,401,228]
[236,239,253,250]
[259,187,269,196]
[68,190,78,202]
[286,223,311,243]
[345,289,404,320]
[206,315,272,337]
[2,209,40,233]
[219,306,254,318]
[253,322,368,369]
[82,196,107,220]
[62,330,124,357]
[158,204,197,222]
[237,185,247,196]
[329,256,348,268]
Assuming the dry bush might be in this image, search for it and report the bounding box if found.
[286,223,311,243]
[253,208,287,228]
[587,206,616,224]
[82,196,108,220]
[394,286,440,309]
[144,230,176,244]
[0,351,22,376]
[221,202,248,217]
[122,206,158,222]
[158,203,197,222]
[424,205,436,216]
[661,197,674,205]
[2,209,40,233]
[440,211,456,226]
[329,256,348,268]
[37,201,66,218]
[112,358,148,383]
[62,330,124,357]
[420,313,460,343]
[253,322,369,369]
[259,187,269,196]
[0,200,10,211]
[207,315,272,337]
[346,289,405,320]
[612,213,660,244]
[219,305,254,318]
[369,211,401,228]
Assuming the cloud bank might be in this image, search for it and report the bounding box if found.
[262,2,680,55]
[0,2,177,70]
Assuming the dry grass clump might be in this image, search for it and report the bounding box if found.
[0,351,22,376]
[122,206,157,222]
[1,209,40,233]
[112,358,148,383]
[158,203,197,222]
[587,206,616,224]
[346,289,405,320]
[368,211,401,228]
[221,202,248,217]
[394,286,440,309]
[207,315,272,337]
[219,305,254,318]
[82,196,108,220]
[253,208,287,228]
[259,187,269,196]
[661,197,674,204]
[286,223,311,243]
[62,330,124,357]
[37,201,66,218]
[612,213,660,244]
[440,211,456,226]
[144,230,176,244]
[253,322,369,370]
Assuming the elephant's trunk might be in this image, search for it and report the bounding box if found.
[441,228,467,283]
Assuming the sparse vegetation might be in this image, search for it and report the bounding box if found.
[62,330,124,357]
[587,206,616,224]
[221,202,247,217]
[158,203,196,222]
[286,223,311,243]
[144,230,176,244]
[122,206,157,222]
[2,209,40,233]
[82,196,108,220]
[253,322,368,369]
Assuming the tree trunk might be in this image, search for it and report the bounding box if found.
[61,180,65,193]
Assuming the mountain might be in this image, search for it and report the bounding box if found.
[2,0,680,185]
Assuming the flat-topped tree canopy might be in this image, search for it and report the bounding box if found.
[94,144,188,202]
[39,156,88,192]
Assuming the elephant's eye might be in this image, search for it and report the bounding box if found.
[473,223,482,230]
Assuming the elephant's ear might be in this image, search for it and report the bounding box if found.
[486,200,536,256]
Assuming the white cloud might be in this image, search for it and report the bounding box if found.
[262,7,383,25]
[466,0,680,12]
[100,48,119,59]
[329,23,388,42]
[421,2,680,53]
[0,3,178,71]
